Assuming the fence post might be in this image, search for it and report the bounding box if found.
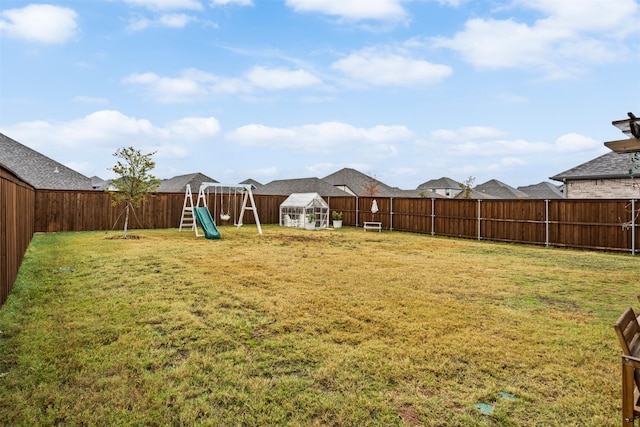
[431,198,435,235]
[477,199,482,241]
[390,197,394,231]
[545,199,550,248]
[355,196,359,227]
[632,199,636,255]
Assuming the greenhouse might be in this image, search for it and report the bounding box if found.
[279,192,329,230]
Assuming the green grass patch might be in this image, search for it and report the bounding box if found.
[0,226,638,426]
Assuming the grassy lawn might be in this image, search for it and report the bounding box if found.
[0,226,638,426]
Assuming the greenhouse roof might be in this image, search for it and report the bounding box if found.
[280,192,328,208]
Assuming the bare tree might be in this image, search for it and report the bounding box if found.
[458,176,475,199]
[363,176,380,197]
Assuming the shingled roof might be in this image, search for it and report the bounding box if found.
[550,152,633,181]
[157,173,217,193]
[416,177,462,191]
[474,179,530,199]
[0,132,92,190]
[240,178,262,188]
[518,182,564,199]
[322,168,398,197]
[254,177,349,197]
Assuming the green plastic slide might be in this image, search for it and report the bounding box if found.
[193,207,221,240]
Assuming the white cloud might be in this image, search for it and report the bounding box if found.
[2,110,220,152]
[430,126,507,142]
[332,49,452,86]
[522,0,639,34]
[211,0,253,6]
[0,4,79,44]
[167,117,221,141]
[128,13,195,31]
[122,66,322,101]
[123,70,211,101]
[122,0,204,11]
[226,121,412,155]
[553,133,602,153]
[285,0,407,22]
[159,13,194,27]
[1,110,225,178]
[434,0,639,77]
[245,66,322,89]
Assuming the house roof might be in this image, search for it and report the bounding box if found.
[416,177,462,190]
[454,189,500,199]
[322,168,398,197]
[254,177,349,197]
[0,132,93,190]
[396,189,447,198]
[157,172,217,193]
[474,179,530,199]
[517,182,564,199]
[90,176,111,190]
[240,178,262,188]
[550,152,633,181]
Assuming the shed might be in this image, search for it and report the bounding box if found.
[279,193,329,229]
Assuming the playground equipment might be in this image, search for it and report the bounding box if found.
[193,207,221,240]
[179,183,262,238]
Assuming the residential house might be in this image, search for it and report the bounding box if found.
[254,177,349,197]
[240,178,262,189]
[0,132,92,190]
[322,168,399,197]
[157,173,217,193]
[473,179,530,199]
[91,176,112,190]
[394,188,447,198]
[454,189,499,199]
[517,182,564,199]
[416,177,462,198]
[550,151,637,199]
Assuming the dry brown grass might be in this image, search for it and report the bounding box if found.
[0,225,638,426]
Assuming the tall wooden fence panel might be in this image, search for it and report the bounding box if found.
[0,166,35,306]
[29,190,640,253]
[547,199,634,252]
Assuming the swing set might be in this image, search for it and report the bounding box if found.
[179,182,262,237]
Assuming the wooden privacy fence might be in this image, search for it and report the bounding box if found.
[1,166,35,307]
[2,188,639,308]
[322,197,640,254]
[32,191,640,253]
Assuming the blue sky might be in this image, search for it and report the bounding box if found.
[1,0,639,189]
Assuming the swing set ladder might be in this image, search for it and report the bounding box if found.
[179,184,196,232]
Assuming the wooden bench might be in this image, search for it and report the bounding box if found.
[614,306,640,426]
[363,221,382,232]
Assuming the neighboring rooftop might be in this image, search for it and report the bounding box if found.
[254,177,349,197]
[550,152,633,182]
[157,172,217,193]
[518,182,564,199]
[322,168,398,197]
[416,177,462,191]
[454,189,500,199]
[0,132,92,190]
[240,178,263,189]
[474,179,530,199]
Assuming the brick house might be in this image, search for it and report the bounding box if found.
[550,152,638,199]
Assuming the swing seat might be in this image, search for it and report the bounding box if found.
[220,213,231,221]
